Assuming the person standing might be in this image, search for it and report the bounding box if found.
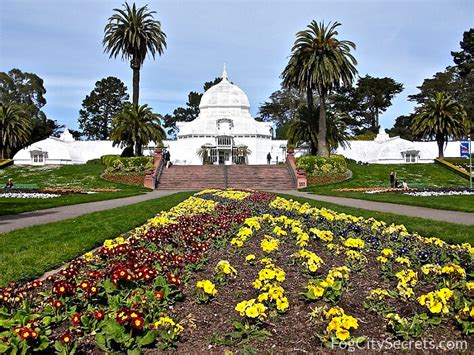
[4,178,14,189]
[267,152,272,165]
[389,171,395,188]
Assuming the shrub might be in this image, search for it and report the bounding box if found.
[86,159,102,165]
[106,157,154,173]
[0,159,13,169]
[296,155,347,177]
[101,155,120,167]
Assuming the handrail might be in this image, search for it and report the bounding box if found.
[286,159,297,186]
[154,155,166,188]
[224,165,228,188]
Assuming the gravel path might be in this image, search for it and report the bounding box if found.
[272,190,474,225]
[0,190,186,234]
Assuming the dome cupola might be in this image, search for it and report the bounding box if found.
[199,65,250,110]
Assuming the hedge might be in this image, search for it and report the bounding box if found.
[435,158,472,180]
[296,155,347,177]
[105,156,154,173]
[100,155,120,167]
[0,160,13,169]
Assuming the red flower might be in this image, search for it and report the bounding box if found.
[131,317,144,330]
[18,327,33,340]
[60,331,72,344]
[71,313,81,325]
[94,309,104,320]
[154,290,164,301]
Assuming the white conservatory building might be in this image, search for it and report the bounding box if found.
[335,127,472,164]
[162,66,287,165]
[13,128,122,165]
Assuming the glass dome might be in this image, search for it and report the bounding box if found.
[199,66,250,110]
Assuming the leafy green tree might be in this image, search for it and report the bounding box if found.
[103,2,167,106]
[282,21,357,156]
[0,104,32,159]
[78,77,129,140]
[352,75,403,130]
[0,68,61,144]
[387,114,416,141]
[408,68,461,105]
[110,103,165,156]
[451,28,473,78]
[162,78,221,138]
[411,92,469,157]
[451,28,474,135]
[257,87,306,139]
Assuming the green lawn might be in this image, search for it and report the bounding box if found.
[0,163,148,216]
[303,161,474,212]
[279,193,474,245]
[0,191,193,287]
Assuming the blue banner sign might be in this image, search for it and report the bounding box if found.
[460,141,469,158]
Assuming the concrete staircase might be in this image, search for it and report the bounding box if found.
[227,165,296,189]
[157,165,226,189]
[157,165,296,190]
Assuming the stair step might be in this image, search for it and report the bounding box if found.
[157,165,296,190]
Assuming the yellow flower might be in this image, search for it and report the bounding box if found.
[235,301,247,315]
[381,248,394,257]
[336,328,350,341]
[276,297,289,312]
[245,306,259,318]
[342,316,358,330]
[245,254,256,262]
[343,238,365,249]
[325,307,345,319]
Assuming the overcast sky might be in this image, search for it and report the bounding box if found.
[1,0,473,132]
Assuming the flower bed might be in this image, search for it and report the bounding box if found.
[102,173,145,187]
[0,192,61,199]
[348,187,474,197]
[403,188,474,197]
[0,189,472,353]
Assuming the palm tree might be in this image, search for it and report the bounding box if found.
[0,104,32,159]
[103,2,167,106]
[111,103,165,156]
[287,106,318,155]
[287,105,350,155]
[282,21,357,157]
[411,92,469,158]
[197,146,211,165]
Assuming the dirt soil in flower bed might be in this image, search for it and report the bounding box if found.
[307,172,351,186]
[102,173,145,186]
[167,216,471,352]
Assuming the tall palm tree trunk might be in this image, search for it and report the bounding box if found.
[317,89,330,157]
[436,133,445,158]
[306,87,313,110]
[131,57,140,106]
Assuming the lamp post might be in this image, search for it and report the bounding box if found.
[470,135,472,188]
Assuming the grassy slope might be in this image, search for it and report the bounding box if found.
[279,193,474,245]
[303,161,474,212]
[0,191,193,287]
[0,163,147,216]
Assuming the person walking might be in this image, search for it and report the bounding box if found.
[267,152,272,165]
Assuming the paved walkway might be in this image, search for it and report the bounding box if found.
[1,189,473,234]
[272,190,474,225]
[0,190,185,234]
